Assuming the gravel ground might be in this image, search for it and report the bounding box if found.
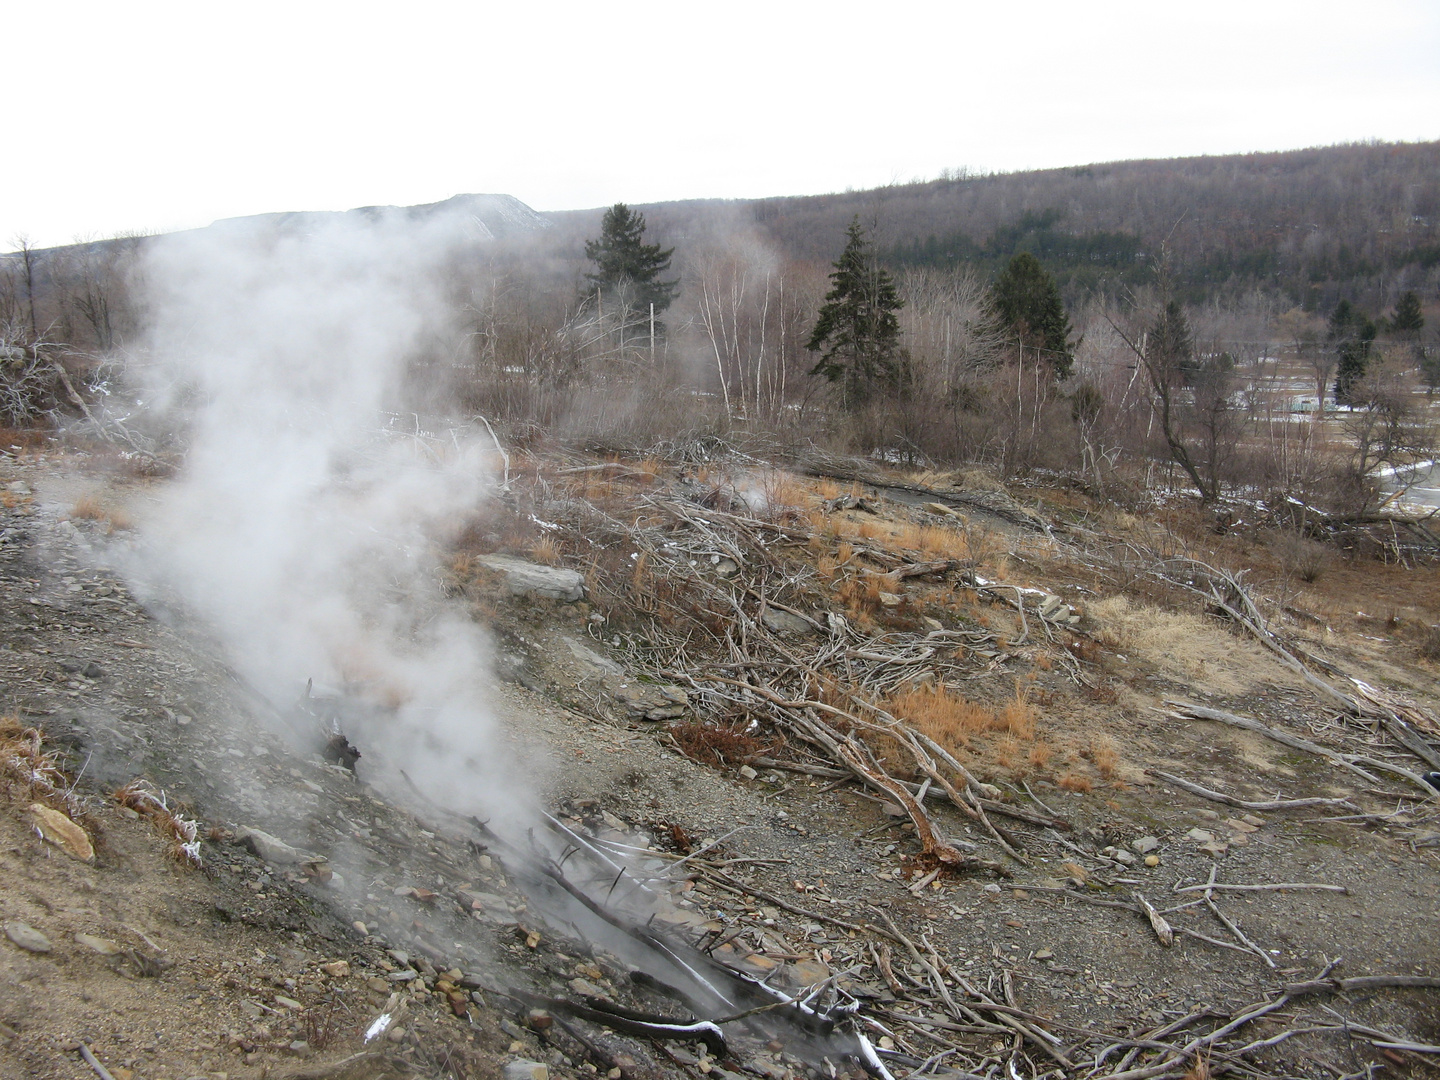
[2,450,1438,1080]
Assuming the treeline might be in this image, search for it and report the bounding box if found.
[4,144,1439,527]
[610,140,1440,312]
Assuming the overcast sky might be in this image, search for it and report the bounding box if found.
[5,0,1438,248]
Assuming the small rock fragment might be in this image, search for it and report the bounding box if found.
[738,765,758,780]
[28,803,94,862]
[5,923,52,954]
[275,995,304,1010]
[1131,836,1160,855]
[75,933,123,956]
[1144,855,1160,867]
[235,827,317,866]
[1186,828,1214,843]
[505,1061,550,1080]
[761,605,815,636]
[320,961,350,978]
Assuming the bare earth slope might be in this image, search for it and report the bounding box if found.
[1,447,1438,1080]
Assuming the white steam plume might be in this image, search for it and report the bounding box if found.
[131,209,524,823]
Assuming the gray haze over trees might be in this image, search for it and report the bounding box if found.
[4,140,1439,518]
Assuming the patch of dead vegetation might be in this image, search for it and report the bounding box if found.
[1089,594,1280,695]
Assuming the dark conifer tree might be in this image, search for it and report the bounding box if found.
[1329,299,1377,405]
[806,217,907,407]
[1148,300,1194,382]
[1391,291,1424,335]
[986,252,1074,378]
[583,203,679,315]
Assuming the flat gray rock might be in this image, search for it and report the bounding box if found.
[477,555,584,602]
[761,605,815,636]
[5,922,52,953]
[236,827,319,866]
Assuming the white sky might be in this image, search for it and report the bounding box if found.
[5,0,1438,248]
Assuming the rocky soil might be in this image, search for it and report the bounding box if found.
[1,446,1438,1080]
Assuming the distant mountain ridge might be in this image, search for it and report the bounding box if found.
[597,140,1440,306]
[9,193,551,259]
[204,192,552,243]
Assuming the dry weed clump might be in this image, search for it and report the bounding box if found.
[1273,530,1328,583]
[993,733,1022,772]
[1057,773,1093,793]
[1089,734,1120,779]
[995,680,1037,739]
[530,537,561,565]
[1090,594,1253,694]
[114,780,203,866]
[72,495,133,531]
[0,426,48,450]
[1,717,72,806]
[668,720,768,767]
[884,684,994,757]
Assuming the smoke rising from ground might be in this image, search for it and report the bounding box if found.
[130,209,525,823]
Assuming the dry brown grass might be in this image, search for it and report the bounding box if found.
[833,575,886,627]
[669,720,769,767]
[759,470,809,512]
[883,684,994,757]
[114,779,203,866]
[69,495,133,531]
[530,537,561,566]
[917,524,969,558]
[1089,734,1119,779]
[994,733,1022,772]
[1090,594,1270,695]
[995,680,1037,739]
[0,716,73,809]
[1058,773,1093,793]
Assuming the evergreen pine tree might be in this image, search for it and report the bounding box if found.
[806,217,907,407]
[987,252,1074,378]
[583,203,679,315]
[1147,300,1194,382]
[1329,299,1377,405]
[1391,291,1424,335]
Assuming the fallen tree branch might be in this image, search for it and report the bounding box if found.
[1146,769,1356,811]
[1174,880,1348,895]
